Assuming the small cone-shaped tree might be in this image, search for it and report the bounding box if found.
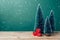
[44,16,52,36]
[34,4,44,34]
[49,10,55,33]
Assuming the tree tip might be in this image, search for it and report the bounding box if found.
[37,3,41,10]
[38,3,40,7]
[51,10,53,12]
[50,10,54,15]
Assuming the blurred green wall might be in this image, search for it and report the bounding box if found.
[0,0,60,31]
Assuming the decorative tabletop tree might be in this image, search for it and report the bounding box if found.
[49,10,55,33]
[33,4,44,36]
[44,16,52,36]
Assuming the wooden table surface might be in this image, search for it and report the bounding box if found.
[0,31,60,40]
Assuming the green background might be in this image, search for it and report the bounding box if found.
[0,0,60,31]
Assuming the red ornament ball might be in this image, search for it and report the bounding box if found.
[33,28,42,36]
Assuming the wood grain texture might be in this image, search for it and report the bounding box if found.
[0,31,60,40]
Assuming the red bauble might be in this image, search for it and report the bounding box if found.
[36,33,42,36]
[33,28,42,36]
[36,28,41,33]
[33,32,37,36]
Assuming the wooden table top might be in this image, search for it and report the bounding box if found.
[0,31,60,40]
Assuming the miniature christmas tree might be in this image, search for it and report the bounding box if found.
[44,16,52,36]
[49,10,55,33]
[33,3,44,36]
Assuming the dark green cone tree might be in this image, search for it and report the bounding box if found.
[34,4,44,34]
[44,16,52,36]
[49,10,55,33]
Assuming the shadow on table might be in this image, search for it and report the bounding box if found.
[51,32,59,36]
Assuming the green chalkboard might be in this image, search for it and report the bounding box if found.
[0,0,60,31]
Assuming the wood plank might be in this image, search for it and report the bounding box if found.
[0,32,60,40]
